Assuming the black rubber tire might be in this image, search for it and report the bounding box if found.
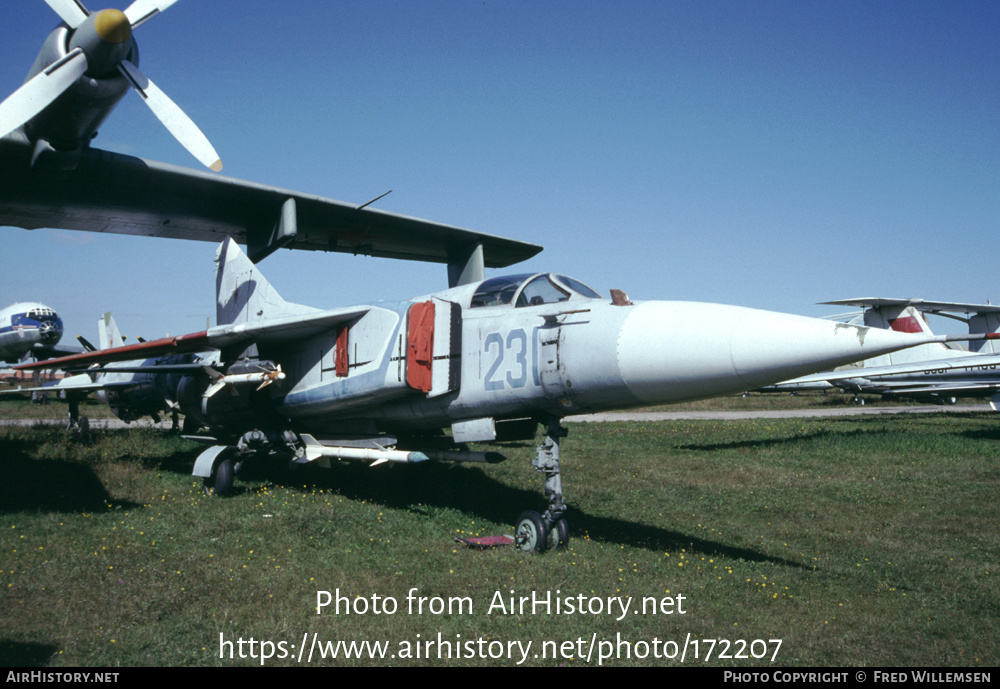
[546,517,569,551]
[76,416,89,442]
[514,510,549,554]
[204,456,234,497]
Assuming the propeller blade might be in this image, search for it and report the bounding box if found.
[45,0,90,29]
[124,0,181,29]
[0,47,88,138]
[118,60,223,171]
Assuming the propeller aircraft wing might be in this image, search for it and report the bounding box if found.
[0,138,543,269]
[822,298,1000,315]
[0,2,542,272]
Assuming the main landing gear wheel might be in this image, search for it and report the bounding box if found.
[515,510,548,554]
[74,416,90,442]
[203,456,234,497]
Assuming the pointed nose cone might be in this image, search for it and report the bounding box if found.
[617,302,938,404]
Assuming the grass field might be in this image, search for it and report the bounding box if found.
[0,393,117,421]
[1,405,997,666]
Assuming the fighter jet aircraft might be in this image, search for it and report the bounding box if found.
[20,239,992,553]
[0,301,65,363]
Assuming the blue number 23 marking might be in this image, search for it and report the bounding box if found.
[484,327,539,391]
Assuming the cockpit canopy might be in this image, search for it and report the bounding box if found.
[470,273,602,308]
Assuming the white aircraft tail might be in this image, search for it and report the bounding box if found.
[969,312,1000,354]
[859,305,956,367]
[215,237,317,326]
[98,312,124,350]
[861,304,929,334]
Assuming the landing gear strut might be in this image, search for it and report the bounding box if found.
[515,418,569,554]
[67,394,89,442]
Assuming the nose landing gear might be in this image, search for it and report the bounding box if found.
[514,418,570,554]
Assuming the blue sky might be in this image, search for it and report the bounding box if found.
[1,0,998,342]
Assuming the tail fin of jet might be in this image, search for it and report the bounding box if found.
[859,305,954,367]
[98,312,124,350]
[215,237,317,327]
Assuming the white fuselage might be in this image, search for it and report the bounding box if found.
[0,302,63,363]
[265,273,944,438]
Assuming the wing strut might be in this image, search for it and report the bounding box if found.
[248,197,298,263]
[448,243,485,287]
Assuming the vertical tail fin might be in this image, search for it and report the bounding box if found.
[861,305,950,366]
[214,238,316,327]
[98,312,123,350]
[862,304,932,334]
[969,312,1000,354]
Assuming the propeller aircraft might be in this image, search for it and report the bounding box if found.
[0,1,544,266]
[18,239,993,553]
[0,301,65,363]
[3,312,206,433]
[0,0,221,171]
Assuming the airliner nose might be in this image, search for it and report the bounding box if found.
[615,301,934,405]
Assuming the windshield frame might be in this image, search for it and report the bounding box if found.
[469,273,603,309]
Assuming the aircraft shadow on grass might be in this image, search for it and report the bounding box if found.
[0,433,192,514]
[954,416,1000,442]
[0,640,60,668]
[236,458,806,568]
[677,413,1000,452]
[1,453,125,515]
[673,415,1000,454]
[671,428,873,454]
[2,432,803,567]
